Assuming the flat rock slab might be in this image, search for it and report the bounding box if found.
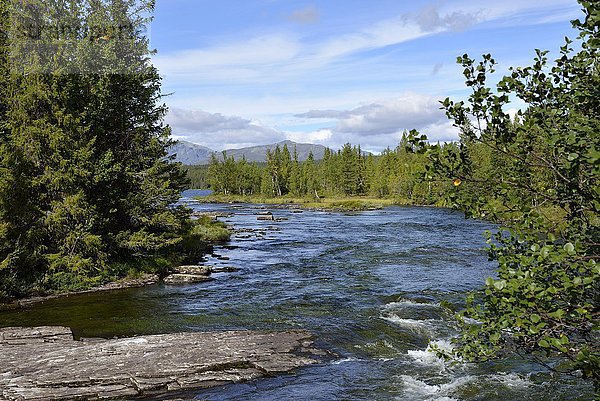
[0,326,325,401]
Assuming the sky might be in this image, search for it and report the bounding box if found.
[150,0,583,153]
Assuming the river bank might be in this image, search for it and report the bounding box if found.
[0,274,160,310]
[194,194,443,212]
[0,212,232,305]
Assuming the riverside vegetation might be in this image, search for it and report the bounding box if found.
[0,0,229,299]
[409,2,599,392]
[191,136,451,211]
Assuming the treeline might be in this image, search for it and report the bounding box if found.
[0,0,203,297]
[184,165,212,190]
[206,134,449,204]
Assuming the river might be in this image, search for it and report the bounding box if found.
[0,191,593,400]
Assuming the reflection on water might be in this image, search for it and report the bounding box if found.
[0,201,594,400]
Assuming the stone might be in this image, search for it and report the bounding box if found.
[191,211,232,220]
[211,266,239,273]
[256,211,274,221]
[172,265,212,276]
[163,274,213,284]
[0,327,325,400]
[0,326,73,344]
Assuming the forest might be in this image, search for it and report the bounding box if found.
[201,134,448,205]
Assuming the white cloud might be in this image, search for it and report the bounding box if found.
[312,18,423,62]
[153,35,301,81]
[450,0,579,29]
[167,108,252,132]
[287,93,462,152]
[153,4,482,84]
[421,121,461,143]
[285,128,333,144]
[296,93,448,136]
[157,0,578,152]
[166,108,285,150]
[166,94,459,153]
[416,4,480,32]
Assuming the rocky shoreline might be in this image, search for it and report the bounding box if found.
[0,274,161,310]
[0,263,240,310]
[0,326,326,401]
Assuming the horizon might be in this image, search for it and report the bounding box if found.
[152,0,581,153]
[177,137,391,154]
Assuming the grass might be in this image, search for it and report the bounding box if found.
[195,194,416,211]
[190,215,231,242]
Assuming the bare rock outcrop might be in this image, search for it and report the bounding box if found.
[0,326,325,400]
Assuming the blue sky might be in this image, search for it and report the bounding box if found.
[150,0,582,152]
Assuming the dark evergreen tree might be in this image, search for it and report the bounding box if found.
[289,146,301,196]
[0,0,190,296]
[340,143,357,195]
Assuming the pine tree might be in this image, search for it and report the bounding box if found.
[289,146,301,196]
[280,144,291,195]
[340,143,357,195]
[303,151,320,199]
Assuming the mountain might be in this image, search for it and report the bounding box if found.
[168,140,214,165]
[169,140,328,165]
[223,140,327,163]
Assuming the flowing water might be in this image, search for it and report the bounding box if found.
[0,191,594,400]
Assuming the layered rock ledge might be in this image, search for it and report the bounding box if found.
[0,326,325,400]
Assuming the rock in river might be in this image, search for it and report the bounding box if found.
[0,326,325,400]
[163,265,214,284]
[163,273,212,284]
[256,211,274,221]
[172,265,212,276]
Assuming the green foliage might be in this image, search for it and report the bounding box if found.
[0,0,191,297]
[189,215,230,243]
[410,1,599,390]
[183,164,211,189]
[179,216,230,262]
[208,152,262,195]
[206,137,443,203]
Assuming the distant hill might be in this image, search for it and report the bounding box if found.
[169,140,328,165]
[168,140,214,165]
[222,140,327,163]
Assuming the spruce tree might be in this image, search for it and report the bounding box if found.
[0,0,190,297]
